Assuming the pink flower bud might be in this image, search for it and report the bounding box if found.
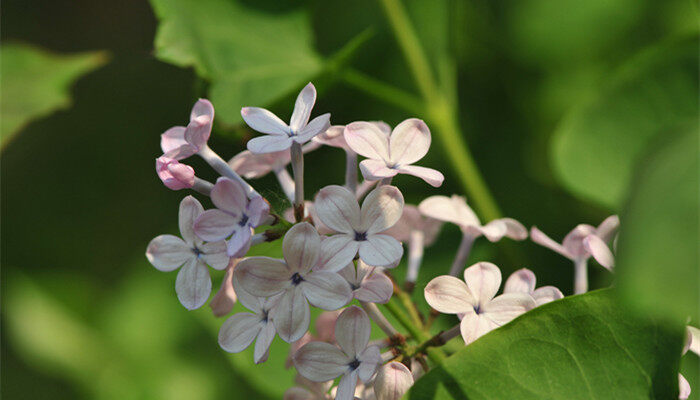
[209,259,238,317]
[156,156,195,190]
[374,362,414,400]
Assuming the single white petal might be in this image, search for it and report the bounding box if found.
[395,165,444,187]
[504,268,536,294]
[283,222,321,274]
[302,271,352,310]
[313,125,349,150]
[318,235,360,272]
[211,177,247,215]
[254,321,277,364]
[374,361,414,400]
[232,272,263,314]
[360,185,404,234]
[498,218,528,240]
[218,312,262,353]
[161,126,187,153]
[226,226,253,257]
[359,159,398,181]
[179,195,204,245]
[424,275,475,314]
[482,292,535,325]
[241,107,289,135]
[688,326,700,356]
[344,122,391,161]
[530,226,571,259]
[290,83,317,132]
[532,286,563,306]
[175,258,212,310]
[236,257,291,297]
[294,341,350,381]
[295,113,331,144]
[463,262,502,307]
[359,235,403,268]
[315,185,361,233]
[583,235,615,270]
[337,370,360,400]
[459,311,496,344]
[146,234,192,271]
[248,134,294,154]
[562,224,596,259]
[355,270,392,304]
[419,195,479,228]
[229,150,286,179]
[246,195,270,227]
[194,209,237,242]
[338,263,359,285]
[272,286,311,343]
[358,345,380,381]
[476,220,508,242]
[595,215,620,243]
[199,240,229,270]
[334,306,371,357]
[679,373,691,400]
[389,118,431,165]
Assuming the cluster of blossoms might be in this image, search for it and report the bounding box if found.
[146,83,694,399]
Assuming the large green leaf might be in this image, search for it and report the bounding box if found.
[551,36,698,209]
[616,126,699,323]
[408,289,682,399]
[150,0,323,126]
[0,43,107,148]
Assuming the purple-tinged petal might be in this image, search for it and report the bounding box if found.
[360,185,404,234]
[272,287,311,343]
[532,286,563,306]
[424,275,475,314]
[175,258,212,310]
[218,312,262,353]
[336,371,360,400]
[161,126,187,153]
[318,235,360,272]
[295,113,331,144]
[482,292,535,325]
[247,195,270,227]
[530,226,571,259]
[241,107,289,135]
[498,218,528,240]
[313,125,349,150]
[459,311,496,344]
[395,165,444,187]
[232,271,263,314]
[583,235,615,270]
[315,185,361,234]
[504,268,536,294]
[463,262,502,306]
[302,271,352,310]
[476,220,508,242]
[236,257,291,297]
[359,234,403,268]
[334,306,371,357]
[211,177,247,215]
[179,195,204,245]
[389,118,431,165]
[419,195,479,229]
[679,374,691,399]
[194,209,237,242]
[562,224,596,259]
[199,240,229,270]
[374,361,414,400]
[294,341,350,382]
[229,150,290,179]
[595,215,620,243]
[185,102,213,149]
[283,223,321,274]
[248,134,294,154]
[358,346,380,382]
[210,261,237,317]
[355,270,392,304]
[359,159,398,181]
[254,321,276,364]
[156,157,195,190]
[227,226,253,257]
[344,122,391,161]
[191,98,214,121]
[373,121,391,135]
[290,83,317,132]
[315,310,342,343]
[146,234,192,271]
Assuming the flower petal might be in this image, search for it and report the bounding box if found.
[178,195,204,245]
[360,185,404,234]
[679,374,691,400]
[227,226,253,257]
[210,261,237,317]
[562,224,596,259]
[294,341,350,382]
[156,157,195,190]
[498,218,528,240]
[272,287,311,343]
[247,195,270,227]
[315,185,361,233]
[295,113,331,144]
[302,271,352,310]
[283,222,321,274]
[355,270,393,304]
[191,97,214,120]
[175,258,212,310]
[241,107,289,135]
[334,306,371,357]
[229,150,287,179]
[359,159,398,181]
[475,220,508,242]
[290,83,317,132]
[359,234,403,268]
[313,125,348,149]
[218,312,262,353]
[374,361,414,400]
[418,195,478,228]
[232,271,263,314]
[395,165,444,187]
[318,235,360,272]
[315,310,342,343]
[532,286,564,306]
[344,121,390,161]
[185,99,214,149]
[161,126,187,153]
[336,371,360,400]
[583,235,615,270]
[459,311,497,344]
[503,268,536,294]
[247,134,294,154]
[236,257,291,297]
[146,234,192,271]
[211,177,247,215]
[482,292,535,325]
[530,226,571,259]
[463,262,502,306]
[595,215,620,242]
[199,240,229,270]
[389,118,431,165]
[358,345,380,382]
[254,321,277,364]
[424,275,475,314]
[193,209,237,242]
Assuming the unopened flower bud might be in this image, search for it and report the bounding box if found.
[374,362,414,400]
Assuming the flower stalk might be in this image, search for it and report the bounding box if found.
[290,142,305,222]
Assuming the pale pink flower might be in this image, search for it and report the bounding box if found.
[338,261,393,304]
[210,259,238,317]
[374,362,414,400]
[424,262,535,344]
[146,196,229,310]
[503,268,564,306]
[383,205,442,246]
[678,326,699,399]
[156,156,195,190]
[160,99,215,160]
[582,234,616,271]
[679,374,690,400]
[229,142,320,179]
[314,185,404,270]
[313,122,391,152]
[344,119,444,187]
[530,215,619,264]
[242,83,331,154]
[218,274,280,364]
[419,195,527,242]
[235,223,352,342]
[194,177,270,256]
[294,306,381,400]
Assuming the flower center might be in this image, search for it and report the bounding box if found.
[348,358,360,370]
[261,309,269,323]
[192,247,202,257]
[291,272,304,286]
[238,214,249,227]
[354,231,367,241]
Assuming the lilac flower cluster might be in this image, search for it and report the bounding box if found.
[145,83,693,400]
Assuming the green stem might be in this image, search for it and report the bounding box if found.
[342,69,424,115]
[382,300,447,364]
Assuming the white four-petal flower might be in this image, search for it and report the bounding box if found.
[424,262,535,344]
[294,306,381,400]
[530,215,619,263]
[242,83,331,154]
[236,223,352,342]
[146,196,229,310]
[344,119,444,187]
[503,268,564,306]
[314,185,404,270]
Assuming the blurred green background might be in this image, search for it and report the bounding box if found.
[1,0,698,398]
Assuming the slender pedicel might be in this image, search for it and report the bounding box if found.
[192,177,214,196]
[198,145,259,198]
[290,142,305,222]
[404,230,425,293]
[574,258,588,294]
[448,232,475,276]
[345,150,358,193]
[274,167,295,202]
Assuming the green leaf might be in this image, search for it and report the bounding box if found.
[551,36,698,209]
[150,0,323,126]
[0,43,107,149]
[616,126,699,323]
[408,289,682,399]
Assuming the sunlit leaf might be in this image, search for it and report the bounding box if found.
[0,43,107,148]
[408,289,682,399]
